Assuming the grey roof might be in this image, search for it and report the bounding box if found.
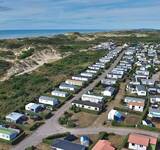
[124,96,145,103]
[60,82,77,88]
[6,112,24,121]
[72,100,103,109]
[136,85,146,91]
[105,86,115,93]
[149,107,160,114]
[39,96,58,102]
[51,139,86,150]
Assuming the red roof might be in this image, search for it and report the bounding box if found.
[92,140,115,150]
[128,101,144,107]
[128,133,157,147]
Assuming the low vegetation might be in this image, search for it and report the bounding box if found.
[18,48,35,59]
[0,50,105,117]
[0,60,12,76]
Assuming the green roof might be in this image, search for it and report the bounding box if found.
[0,127,17,135]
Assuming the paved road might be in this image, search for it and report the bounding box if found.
[12,47,129,150]
[69,126,160,137]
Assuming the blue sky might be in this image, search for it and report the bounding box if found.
[0,0,160,30]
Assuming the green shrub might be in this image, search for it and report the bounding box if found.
[58,116,68,125]
[42,132,70,144]
[99,132,109,140]
[25,146,36,150]
[111,120,135,127]
[29,122,44,131]
[67,120,76,128]
[18,48,35,59]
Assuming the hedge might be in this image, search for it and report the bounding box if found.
[111,120,135,128]
[138,124,160,132]
[29,121,44,131]
[79,108,101,115]
[42,132,70,144]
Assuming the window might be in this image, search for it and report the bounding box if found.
[132,143,135,146]
[140,145,143,147]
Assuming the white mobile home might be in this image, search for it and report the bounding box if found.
[59,83,77,91]
[101,86,115,97]
[80,72,94,78]
[101,78,117,85]
[65,79,84,86]
[106,73,123,79]
[88,66,100,70]
[0,126,20,141]
[6,112,26,124]
[39,96,59,106]
[86,69,98,74]
[72,100,103,112]
[72,75,89,82]
[141,79,155,86]
[136,85,147,96]
[81,94,104,103]
[51,90,68,98]
[25,103,43,113]
[150,95,160,103]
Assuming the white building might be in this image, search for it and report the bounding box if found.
[101,86,115,97]
[25,103,43,113]
[51,90,68,98]
[65,79,84,86]
[81,94,104,103]
[136,85,147,96]
[124,97,145,112]
[86,69,98,74]
[72,75,89,82]
[0,126,20,141]
[141,79,155,86]
[80,72,94,78]
[128,133,157,150]
[72,100,103,112]
[39,96,59,106]
[88,66,100,70]
[59,83,77,91]
[150,95,160,103]
[101,78,117,85]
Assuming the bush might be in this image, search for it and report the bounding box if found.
[58,116,68,125]
[138,124,160,132]
[111,120,135,128]
[99,132,108,140]
[70,105,81,113]
[18,48,35,59]
[25,146,36,150]
[42,132,70,144]
[67,120,76,128]
[29,122,44,131]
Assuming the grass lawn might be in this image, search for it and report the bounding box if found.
[71,112,98,128]
[108,134,126,149]
[124,114,141,126]
[0,143,11,150]
[36,143,50,150]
